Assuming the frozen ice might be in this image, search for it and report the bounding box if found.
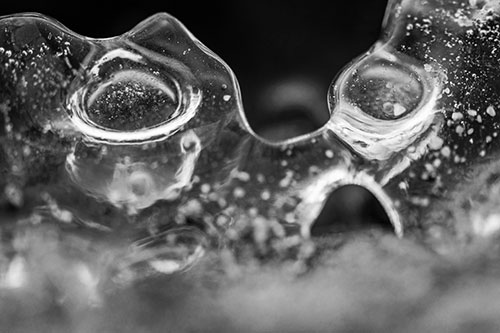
[2,0,500,321]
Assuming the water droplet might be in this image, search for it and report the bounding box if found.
[487,105,497,117]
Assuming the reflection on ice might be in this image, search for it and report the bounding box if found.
[112,226,208,284]
[2,256,28,290]
[66,129,201,214]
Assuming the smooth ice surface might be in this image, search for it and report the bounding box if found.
[3,1,500,328]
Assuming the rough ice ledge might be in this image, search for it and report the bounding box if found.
[1,0,500,294]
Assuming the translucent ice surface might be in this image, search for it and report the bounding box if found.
[3,0,500,323]
[0,13,241,298]
[329,0,500,244]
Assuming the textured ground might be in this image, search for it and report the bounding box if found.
[3,224,500,333]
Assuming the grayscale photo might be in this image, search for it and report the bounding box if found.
[0,0,499,332]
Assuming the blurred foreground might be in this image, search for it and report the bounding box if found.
[2,224,500,333]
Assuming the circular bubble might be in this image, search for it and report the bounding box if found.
[344,58,424,120]
[67,49,202,145]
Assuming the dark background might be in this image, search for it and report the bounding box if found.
[0,0,389,135]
